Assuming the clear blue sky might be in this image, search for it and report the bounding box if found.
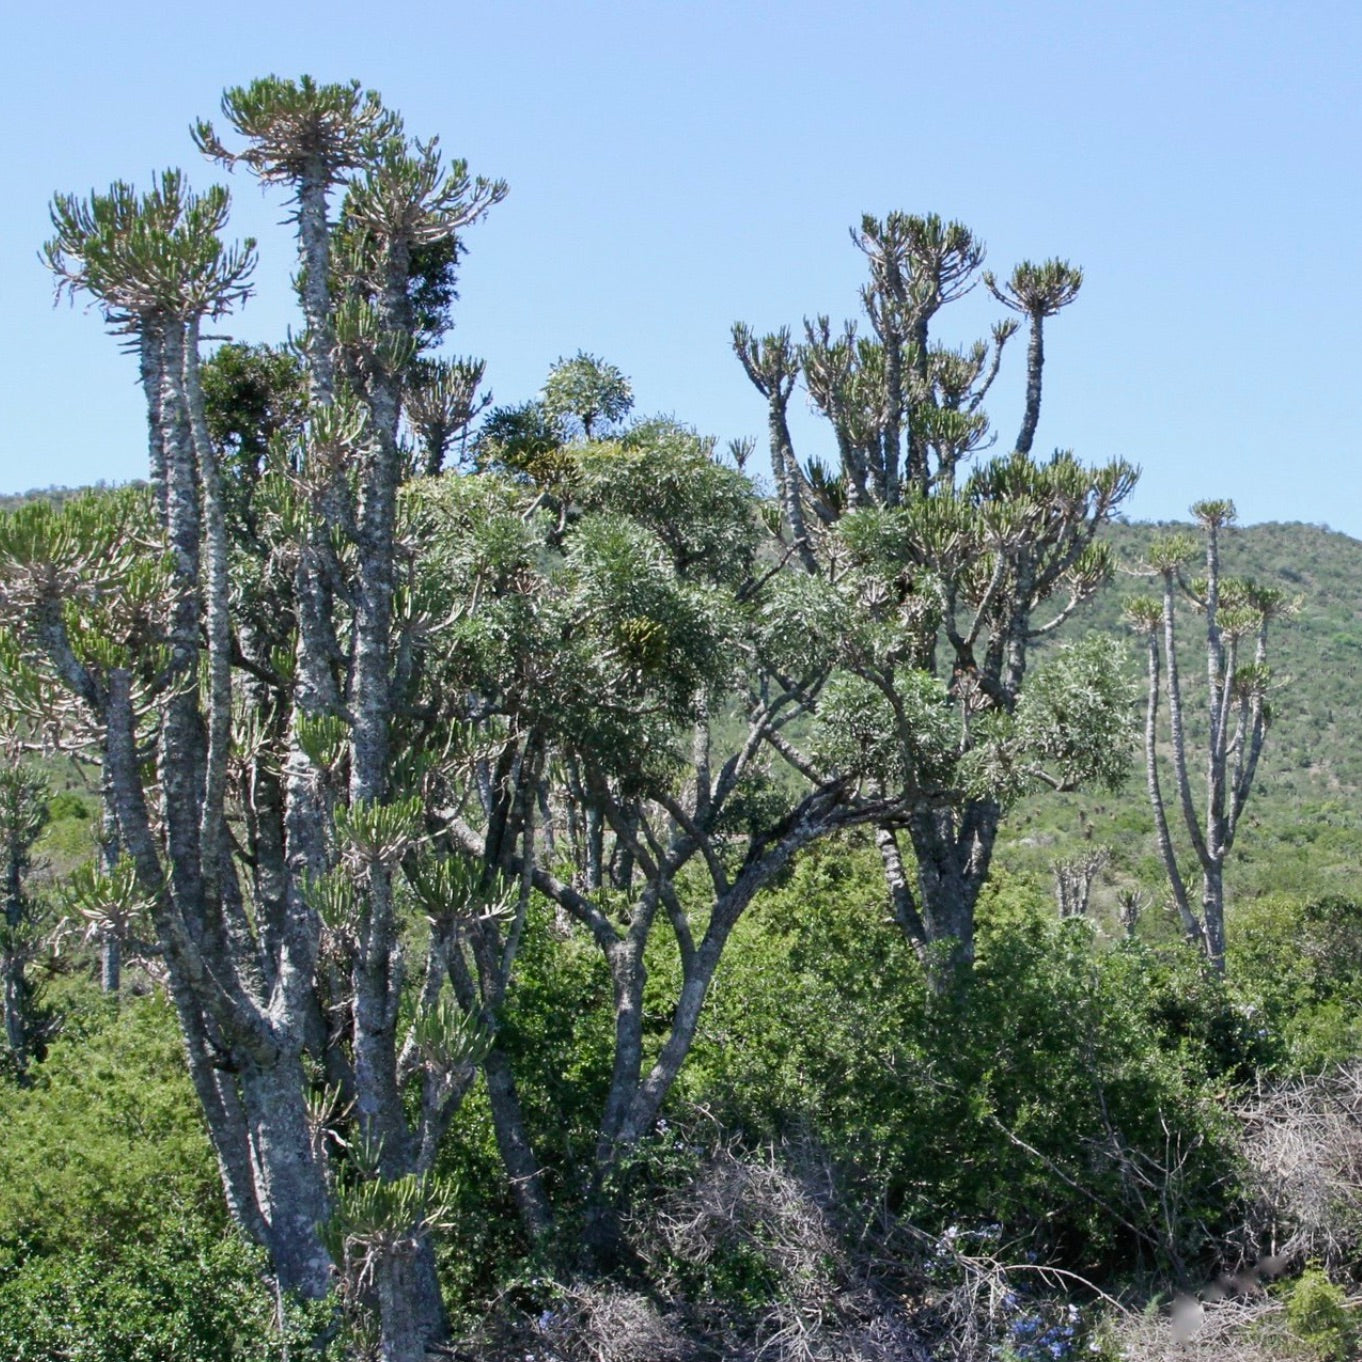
[5,1,1361,534]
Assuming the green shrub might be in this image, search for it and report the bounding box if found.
[0,986,222,1258]
[681,842,1244,1280]
[46,790,91,821]
[1232,895,1362,1072]
[0,982,340,1357]
[1285,1267,1357,1361]
[0,1221,331,1362]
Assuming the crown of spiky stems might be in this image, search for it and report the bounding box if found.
[731,323,817,567]
[343,136,508,256]
[45,171,255,329]
[405,357,489,475]
[335,136,506,440]
[194,75,397,184]
[982,259,1083,456]
[847,214,988,493]
[195,76,403,405]
[730,323,800,399]
[984,258,1084,319]
[734,212,1132,989]
[853,211,985,319]
[1191,498,1236,530]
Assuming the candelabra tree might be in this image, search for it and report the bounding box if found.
[735,213,1136,982]
[2,75,506,1362]
[1127,501,1295,972]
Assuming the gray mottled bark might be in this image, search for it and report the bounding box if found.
[183,318,234,920]
[770,396,818,573]
[104,320,337,1301]
[296,163,336,405]
[1015,313,1043,455]
[138,329,168,518]
[375,1250,429,1362]
[104,667,273,1250]
[1141,627,1199,944]
[99,764,122,994]
[100,936,121,996]
[875,826,928,963]
[240,1054,335,1298]
[482,1043,554,1241]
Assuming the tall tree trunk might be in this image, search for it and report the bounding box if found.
[1015,313,1044,455]
[99,764,122,995]
[895,802,996,989]
[100,936,122,996]
[770,395,817,571]
[240,1053,335,1299]
[482,1043,554,1242]
[1202,862,1227,974]
[1141,627,1199,944]
[375,1250,433,1362]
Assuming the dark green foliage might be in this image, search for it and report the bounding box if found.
[474,400,568,481]
[0,982,328,1357]
[0,988,222,1256]
[0,1223,330,1362]
[685,842,1245,1280]
[407,234,465,348]
[542,351,633,439]
[422,898,633,1310]
[200,342,307,476]
[1231,894,1362,1072]
[487,902,616,1187]
[576,418,757,585]
[46,790,90,821]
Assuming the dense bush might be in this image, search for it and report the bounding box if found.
[0,988,222,1259]
[9,845,1362,1352]
[0,1223,328,1362]
[1231,895,1362,1072]
[0,986,314,1358]
[677,843,1247,1281]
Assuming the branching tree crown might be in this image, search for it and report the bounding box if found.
[735,215,1136,981]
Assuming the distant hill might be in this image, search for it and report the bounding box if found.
[1001,519,1362,919]
[0,482,139,514]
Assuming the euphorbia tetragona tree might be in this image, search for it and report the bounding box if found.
[9,76,505,1362]
[736,214,1137,982]
[1127,500,1294,972]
